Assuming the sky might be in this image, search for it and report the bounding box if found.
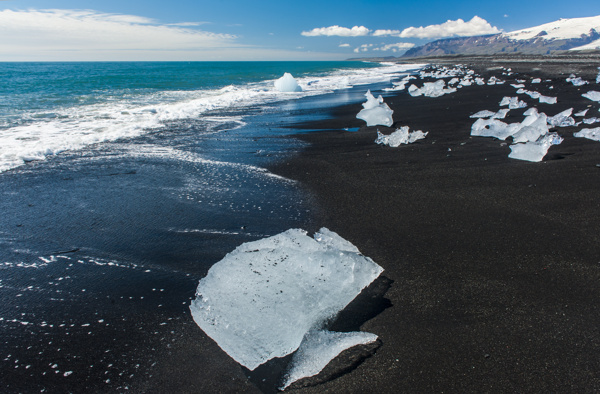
[1,0,599,61]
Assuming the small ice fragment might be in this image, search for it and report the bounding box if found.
[566,74,589,86]
[582,91,600,102]
[499,97,527,109]
[574,127,600,141]
[274,73,302,92]
[511,84,525,88]
[471,118,520,140]
[375,126,428,147]
[189,228,383,371]
[597,67,600,84]
[470,110,497,119]
[531,78,541,84]
[539,95,557,104]
[356,90,393,127]
[575,109,589,117]
[547,108,575,127]
[408,80,456,98]
[508,133,563,162]
[280,330,378,390]
[583,117,600,124]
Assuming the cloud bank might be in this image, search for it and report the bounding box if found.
[303,16,500,40]
[301,25,371,37]
[399,16,500,38]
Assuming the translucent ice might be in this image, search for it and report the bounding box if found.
[375,126,428,147]
[547,108,576,127]
[471,118,521,140]
[508,133,563,162]
[516,89,558,104]
[532,78,541,84]
[408,80,456,98]
[566,74,589,86]
[357,90,394,127]
[583,117,600,124]
[280,330,378,390]
[189,228,383,371]
[575,109,589,117]
[574,127,600,141]
[500,96,527,109]
[469,109,509,119]
[512,112,549,143]
[274,73,302,92]
[583,91,600,102]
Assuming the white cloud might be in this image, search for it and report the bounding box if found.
[301,25,371,37]
[373,29,401,37]
[399,16,500,39]
[0,9,240,60]
[372,42,415,52]
[339,43,351,47]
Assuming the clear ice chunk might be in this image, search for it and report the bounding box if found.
[274,73,302,92]
[583,91,600,102]
[280,330,378,390]
[499,96,527,109]
[189,228,383,371]
[547,108,576,127]
[356,90,394,127]
[375,126,428,147]
[574,127,600,141]
[408,80,457,98]
[508,133,563,162]
[566,74,589,86]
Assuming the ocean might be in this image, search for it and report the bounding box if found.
[0,61,420,392]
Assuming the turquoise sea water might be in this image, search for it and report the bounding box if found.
[0,61,419,172]
[0,61,421,392]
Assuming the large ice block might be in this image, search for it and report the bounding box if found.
[274,73,302,92]
[356,90,394,127]
[189,228,383,371]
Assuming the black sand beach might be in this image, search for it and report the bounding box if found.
[269,58,600,392]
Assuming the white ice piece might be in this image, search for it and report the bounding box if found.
[575,109,589,117]
[547,108,576,127]
[274,73,302,92]
[356,90,394,127]
[408,80,457,98]
[471,118,520,140]
[516,89,557,104]
[508,133,563,162]
[512,112,549,143]
[469,109,510,119]
[532,78,542,84]
[500,96,527,109]
[280,330,378,390]
[583,117,600,124]
[375,126,428,147]
[597,67,600,84]
[189,228,383,371]
[566,74,589,86]
[574,127,600,141]
[583,91,600,102]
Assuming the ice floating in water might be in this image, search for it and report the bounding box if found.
[547,108,576,127]
[356,90,394,127]
[375,126,428,147]
[189,228,383,372]
[500,96,527,109]
[408,80,457,98]
[274,73,302,92]
[574,127,600,141]
[280,330,378,390]
[508,133,563,162]
[582,91,600,102]
[566,74,588,86]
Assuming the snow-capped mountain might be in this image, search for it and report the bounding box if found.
[403,15,600,57]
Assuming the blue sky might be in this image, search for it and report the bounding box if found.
[1,0,599,60]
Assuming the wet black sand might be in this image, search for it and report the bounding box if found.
[270,59,600,392]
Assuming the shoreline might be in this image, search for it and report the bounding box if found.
[269,61,600,391]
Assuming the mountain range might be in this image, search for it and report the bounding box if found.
[350,15,600,60]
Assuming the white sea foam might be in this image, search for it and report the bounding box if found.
[0,63,423,173]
